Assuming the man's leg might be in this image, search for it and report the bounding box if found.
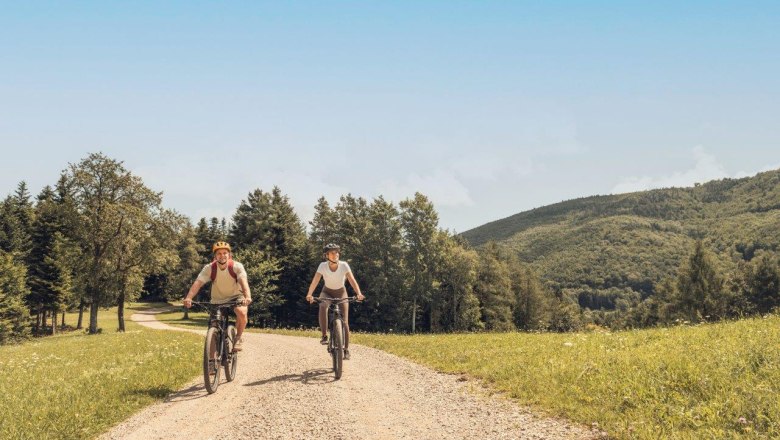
[234,305,248,339]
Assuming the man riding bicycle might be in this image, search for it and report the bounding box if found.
[306,243,365,360]
[183,241,252,352]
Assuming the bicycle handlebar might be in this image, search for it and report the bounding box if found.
[189,300,245,309]
[309,297,361,304]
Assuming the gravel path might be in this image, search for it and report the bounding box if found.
[100,310,601,440]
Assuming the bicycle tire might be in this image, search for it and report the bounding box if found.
[224,325,238,382]
[331,319,344,380]
[204,327,221,394]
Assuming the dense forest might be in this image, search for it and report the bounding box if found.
[2,153,778,344]
[462,169,780,328]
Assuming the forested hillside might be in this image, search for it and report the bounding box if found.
[462,170,780,327]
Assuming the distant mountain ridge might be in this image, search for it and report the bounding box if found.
[461,169,780,300]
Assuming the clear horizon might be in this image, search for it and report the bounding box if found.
[2,2,779,231]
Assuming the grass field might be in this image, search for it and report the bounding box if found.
[0,304,202,440]
[161,306,780,439]
[16,304,778,439]
[353,319,780,440]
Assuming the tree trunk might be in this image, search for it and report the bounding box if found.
[89,301,99,334]
[51,310,57,335]
[42,310,48,331]
[77,299,85,329]
[412,297,417,333]
[61,311,66,328]
[117,290,126,333]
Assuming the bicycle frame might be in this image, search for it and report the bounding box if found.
[192,301,241,393]
[313,297,358,379]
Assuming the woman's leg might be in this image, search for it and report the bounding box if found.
[318,301,328,337]
[341,302,350,349]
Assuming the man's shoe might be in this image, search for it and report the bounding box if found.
[233,337,243,352]
[320,335,328,345]
[344,349,350,360]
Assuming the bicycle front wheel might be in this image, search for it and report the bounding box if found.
[224,325,238,382]
[331,319,344,380]
[203,327,222,394]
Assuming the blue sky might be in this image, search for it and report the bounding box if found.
[2,1,779,232]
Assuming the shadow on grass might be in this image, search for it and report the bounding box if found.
[127,385,177,399]
[244,369,335,386]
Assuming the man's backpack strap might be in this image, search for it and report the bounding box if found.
[210,260,238,282]
[210,261,218,282]
[228,260,238,281]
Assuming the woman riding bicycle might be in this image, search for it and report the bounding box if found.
[306,243,365,360]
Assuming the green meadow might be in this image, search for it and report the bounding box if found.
[8,304,778,439]
[0,305,202,440]
[353,318,780,439]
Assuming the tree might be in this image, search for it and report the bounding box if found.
[512,264,550,331]
[738,252,780,315]
[43,233,75,334]
[675,240,727,322]
[400,193,441,332]
[436,238,482,331]
[357,196,407,331]
[229,187,310,326]
[233,248,282,325]
[0,196,28,256]
[308,197,338,254]
[0,250,30,343]
[12,181,34,261]
[66,152,163,334]
[110,208,181,332]
[474,242,516,331]
[27,187,76,334]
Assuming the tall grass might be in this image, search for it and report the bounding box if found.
[352,317,780,439]
[0,304,202,440]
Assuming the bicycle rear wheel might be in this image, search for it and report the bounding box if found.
[203,327,221,394]
[224,325,238,382]
[331,319,344,380]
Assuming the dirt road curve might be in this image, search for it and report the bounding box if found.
[100,309,599,440]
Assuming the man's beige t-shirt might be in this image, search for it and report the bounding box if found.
[196,261,248,304]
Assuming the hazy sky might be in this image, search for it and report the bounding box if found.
[2,2,779,232]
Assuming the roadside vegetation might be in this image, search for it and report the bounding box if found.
[0,305,201,440]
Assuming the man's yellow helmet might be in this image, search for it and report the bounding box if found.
[212,241,232,253]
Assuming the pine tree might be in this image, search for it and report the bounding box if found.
[44,233,75,335]
[742,252,780,314]
[0,250,31,343]
[474,242,516,331]
[512,264,550,331]
[308,197,338,255]
[12,181,34,260]
[357,196,407,331]
[675,240,727,322]
[27,186,59,331]
[229,187,309,326]
[399,193,441,332]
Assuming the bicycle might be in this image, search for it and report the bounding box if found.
[191,300,242,394]
[311,297,359,380]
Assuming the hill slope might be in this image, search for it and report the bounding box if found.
[461,169,780,300]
